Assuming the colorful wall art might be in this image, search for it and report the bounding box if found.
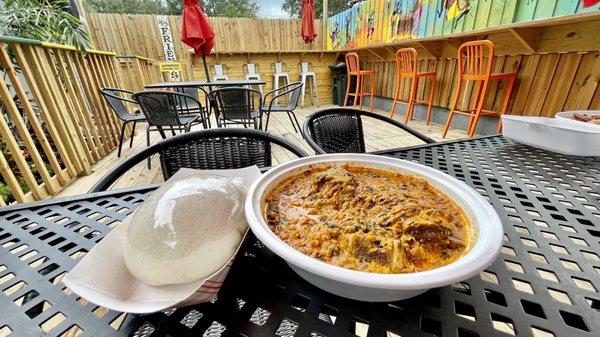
[326,0,600,50]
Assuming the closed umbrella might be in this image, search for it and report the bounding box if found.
[301,0,317,44]
[181,0,215,81]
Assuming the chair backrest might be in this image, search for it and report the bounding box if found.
[301,62,309,73]
[100,88,136,120]
[395,48,418,76]
[287,82,303,109]
[305,108,367,154]
[133,91,195,127]
[274,62,284,74]
[303,108,435,154]
[458,40,495,80]
[209,87,262,121]
[246,63,257,75]
[345,52,361,73]
[89,128,309,192]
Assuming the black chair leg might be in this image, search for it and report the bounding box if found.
[264,112,271,132]
[146,127,151,169]
[129,121,137,148]
[286,111,298,133]
[290,110,302,135]
[117,122,127,157]
[157,126,167,139]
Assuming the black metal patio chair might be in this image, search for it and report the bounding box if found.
[89,128,309,192]
[100,88,146,157]
[302,107,435,154]
[133,90,208,168]
[174,87,212,126]
[261,81,303,133]
[209,87,262,129]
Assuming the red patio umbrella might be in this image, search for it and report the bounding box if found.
[181,0,215,81]
[301,0,317,44]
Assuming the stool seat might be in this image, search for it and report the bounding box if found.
[416,71,436,77]
[245,64,263,95]
[490,72,517,80]
[349,69,376,76]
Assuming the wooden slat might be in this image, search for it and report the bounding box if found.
[0,45,62,191]
[12,44,72,183]
[522,53,560,116]
[21,45,82,176]
[0,75,46,200]
[54,50,98,162]
[563,51,600,110]
[74,53,112,154]
[64,51,105,157]
[540,52,583,116]
[41,48,93,172]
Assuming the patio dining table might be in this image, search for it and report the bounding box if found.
[1,135,599,337]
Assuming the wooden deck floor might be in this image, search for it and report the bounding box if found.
[56,105,467,197]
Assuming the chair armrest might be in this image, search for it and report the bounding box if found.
[101,89,139,105]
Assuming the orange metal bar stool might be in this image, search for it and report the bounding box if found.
[442,40,516,138]
[389,48,436,125]
[343,52,376,111]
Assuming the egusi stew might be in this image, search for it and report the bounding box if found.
[263,165,473,273]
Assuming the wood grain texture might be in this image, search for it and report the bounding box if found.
[88,14,326,59]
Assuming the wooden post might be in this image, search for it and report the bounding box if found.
[322,0,328,50]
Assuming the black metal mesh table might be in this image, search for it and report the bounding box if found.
[1,135,599,337]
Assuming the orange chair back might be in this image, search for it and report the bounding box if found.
[395,48,418,76]
[457,40,495,80]
[345,52,361,73]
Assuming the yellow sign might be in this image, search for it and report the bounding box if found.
[159,62,182,72]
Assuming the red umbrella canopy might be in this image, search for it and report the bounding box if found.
[301,0,317,44]
[181,0,215,56]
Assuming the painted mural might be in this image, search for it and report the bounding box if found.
[326,0,600,50]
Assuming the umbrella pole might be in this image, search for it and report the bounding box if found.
[202,55,211,82]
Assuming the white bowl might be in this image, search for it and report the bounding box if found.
[555,110,600,127]
[244,154,503,302]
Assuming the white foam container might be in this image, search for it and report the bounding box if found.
[245,154,503,302]
[502,115,600,157]
[555,110,600,128]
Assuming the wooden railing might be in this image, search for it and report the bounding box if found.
[0,36,132,205]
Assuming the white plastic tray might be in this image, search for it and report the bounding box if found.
[502,115,600,156]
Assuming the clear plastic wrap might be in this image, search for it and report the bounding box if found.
[123,173,248,286]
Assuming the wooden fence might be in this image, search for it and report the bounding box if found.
[117,56,195,91]
[0,36,131,205]
[364,50,600,118]
[87,14,326,60]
